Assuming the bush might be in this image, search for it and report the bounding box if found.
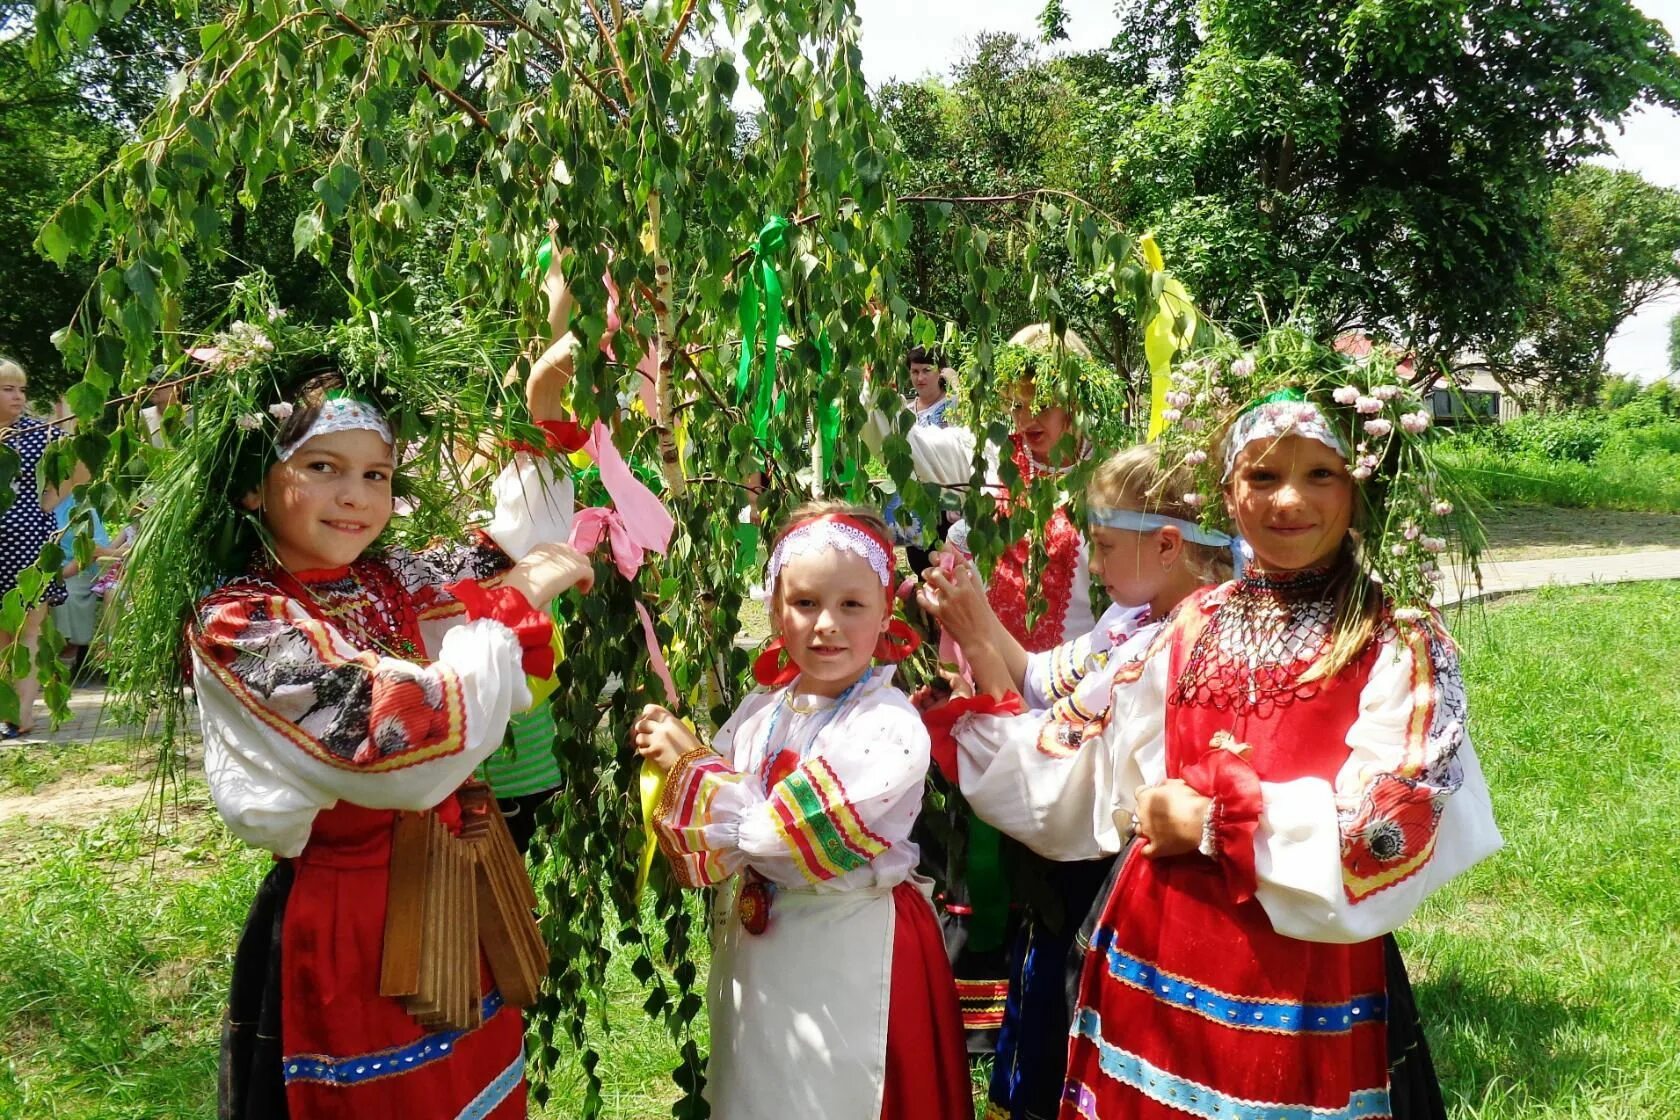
[1502,412,1612,463]
[1440,442,1680,512]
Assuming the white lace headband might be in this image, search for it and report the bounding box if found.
[766,518,893,601]
[1222,398,1346,481]
[276,396,394,462]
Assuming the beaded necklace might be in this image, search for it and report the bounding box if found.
[264,561,425,661]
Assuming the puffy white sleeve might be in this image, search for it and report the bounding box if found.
[191,588,531,857]
[862,405,981,488]
[953,623,1172,861]
[389,454,575,652]
[483,454,576,561]
[1021,602,1149,712]
[654,679,930,891]
[1252,620,1502,943]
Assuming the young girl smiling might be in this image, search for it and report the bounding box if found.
[946,342,1500,1119]
[100,298,598,1120]
[922,444,1233,1120]
[633,502,969,1120]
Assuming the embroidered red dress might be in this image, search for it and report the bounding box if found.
[193,455,574,1120]
[1041,570,1501,1119]
[986,437,1095,655]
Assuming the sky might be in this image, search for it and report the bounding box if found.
[850,0,1680,382]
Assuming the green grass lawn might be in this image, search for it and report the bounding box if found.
[1,582,1676,1118]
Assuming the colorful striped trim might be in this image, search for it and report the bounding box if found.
[1101,934,1386,1035]
[1394,623,1436,781]
[1046,636,1094,700]
[767,758,891,884]
[1069,1009,1392,1119]
[654,757,742,888]
[455,1053,524,1120]
[958,978,1010,1031]
[284,991,507,1087]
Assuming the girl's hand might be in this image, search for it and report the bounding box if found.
[503,542,595,606]
[632,703,703,771]
[917,553,993,646]
[1134,780,1212,859]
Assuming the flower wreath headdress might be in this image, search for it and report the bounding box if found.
[1153,327,1482,614]
[95,271,520,745]
[753,512,923,686]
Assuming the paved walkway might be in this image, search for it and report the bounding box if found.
[1439,548,1680,605]
[8,550,1678,749]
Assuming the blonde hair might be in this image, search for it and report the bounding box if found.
[1007,322,1093,358]
[0,357,25,385]
[1088,444,1233,585]
[1215,425,1380,683]
[767,500,894,615]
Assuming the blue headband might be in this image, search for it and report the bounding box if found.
[1087,506,1232,547]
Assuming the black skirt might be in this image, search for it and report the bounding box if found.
[1384,934,1448,1120]
[219,861,293,1120]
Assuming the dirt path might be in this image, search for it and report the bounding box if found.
[1480,506,1680,561]
[0,762,155,827]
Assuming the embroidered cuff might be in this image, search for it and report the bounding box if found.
[1181,746,1263,902]
[443,578,556,678]
[658,744,722,821]
[921,691,1027,783]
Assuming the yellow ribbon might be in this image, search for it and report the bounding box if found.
[636,760,664,898]
[1140,233,1199,440]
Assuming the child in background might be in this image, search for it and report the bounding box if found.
[921,444,1233,1120]
[633,503,969,1120]
[132,333,594,1118]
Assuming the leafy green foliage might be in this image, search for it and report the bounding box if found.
[883,1,1680,389]
[13,1,1200,1112]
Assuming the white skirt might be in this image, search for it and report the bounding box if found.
[704,878,905,1120]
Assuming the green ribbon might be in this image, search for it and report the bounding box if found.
[814,330,858,488]
[736,217,792,443]
[1237,386,1307,417]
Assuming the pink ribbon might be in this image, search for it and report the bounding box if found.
[569,506,644,580]
[581,420,674,554]
[636,601,678,705]
[567,419,679,700]
[601,265,661,417]
[937,549,976,688]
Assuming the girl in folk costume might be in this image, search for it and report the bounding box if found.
[919,445,1233,1120]
[112,296,595,1118]
[632,503,970,1120]
[953,334,1501,1120]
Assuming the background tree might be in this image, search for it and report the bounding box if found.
[1488,165,1680,405]
[1670,310,1680,375]
[17,0,1193,1111]
[1089,0,1680,374]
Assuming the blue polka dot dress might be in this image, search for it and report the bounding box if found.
[2,417,69,607]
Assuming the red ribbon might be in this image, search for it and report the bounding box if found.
[1180,746,1264,903]
[752,638,801,687]
[921,692,1026,783]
